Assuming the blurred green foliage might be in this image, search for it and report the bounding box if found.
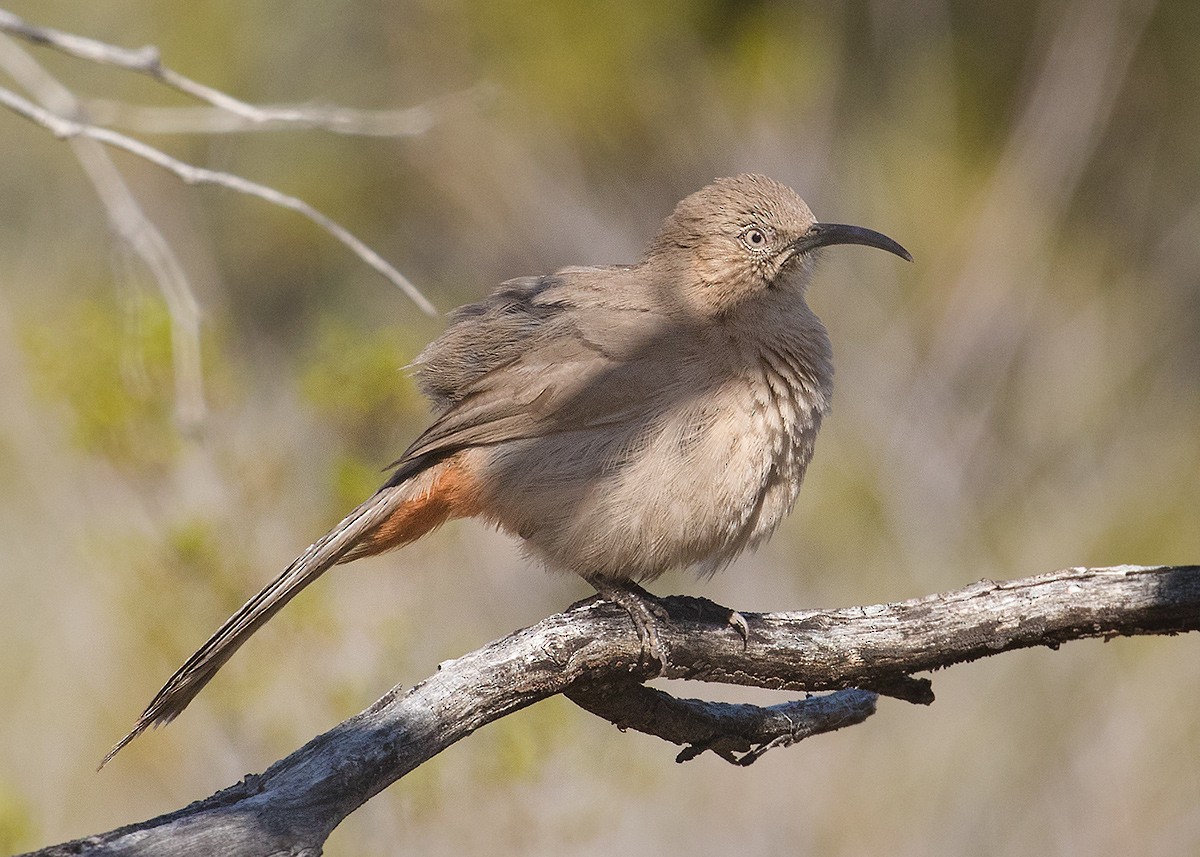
[300,319,430,505]
[0,779,35,857]
[299,319,427,452]
[478,696,576,786]
[463,3,831,145]
[105,516,256,663]
[2,1,1199,855]
[20,295,180,471]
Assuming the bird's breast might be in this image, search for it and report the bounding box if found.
[476,337,830,582]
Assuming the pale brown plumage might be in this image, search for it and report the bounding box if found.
[102,174,909,767]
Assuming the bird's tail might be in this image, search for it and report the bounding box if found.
[100,455,479,768]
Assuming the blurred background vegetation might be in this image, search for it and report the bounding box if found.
[1,0,1198,854]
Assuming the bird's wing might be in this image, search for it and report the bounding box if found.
[389,303,693,482]
[413,274,564,411]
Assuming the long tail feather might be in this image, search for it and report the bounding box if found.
[100,461,460,768]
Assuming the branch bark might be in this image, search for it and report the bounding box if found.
[22,564,1200,857]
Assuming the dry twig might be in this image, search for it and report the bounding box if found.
[0,9,450,422]
[0,84,435,313]
[0,33,207,424]
[0,9,488,137]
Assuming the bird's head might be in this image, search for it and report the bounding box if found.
[645,174,911,318]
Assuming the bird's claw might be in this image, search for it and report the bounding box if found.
[589,579,667,674]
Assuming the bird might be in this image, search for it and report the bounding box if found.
[102,173,910,766]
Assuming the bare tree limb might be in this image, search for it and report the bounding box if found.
[0,8,494,137]
[0,9,194,86]
[0,15,490,421]
[566,680,878,765]
[20,564,1200,857]
[0,83,436,315]
[0,9,491,138]
[0,33,208,425]
[0,8,442,399]
[1,8,457,427]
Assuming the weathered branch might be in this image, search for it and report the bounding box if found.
[22,564,1200,856]
[566,681,879,765]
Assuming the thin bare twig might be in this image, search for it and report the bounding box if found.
[0,83,436,314]
[81,85,497,136]
[0,9,314,125]
[0,33,207,424]
[0,9,493,138]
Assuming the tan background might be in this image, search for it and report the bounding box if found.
[1,1,1198,854]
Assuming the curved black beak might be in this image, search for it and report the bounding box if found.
[792,222,912,262]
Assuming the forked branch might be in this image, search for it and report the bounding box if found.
[0,9,462,425]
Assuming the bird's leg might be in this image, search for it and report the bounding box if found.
[587,577,669,674]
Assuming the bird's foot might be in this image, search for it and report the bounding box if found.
[588,578,668,674]
[666,594,750,647]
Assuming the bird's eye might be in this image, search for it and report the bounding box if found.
[741,227,769,251]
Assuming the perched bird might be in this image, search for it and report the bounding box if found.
[103,174,910,766]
